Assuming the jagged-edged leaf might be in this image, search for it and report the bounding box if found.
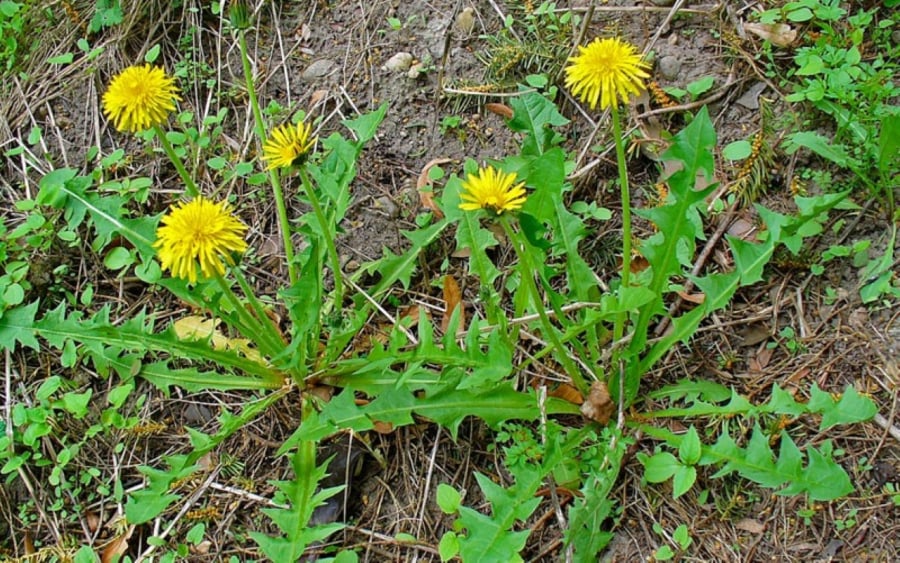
[766,384,807,416]
[293,385,579,444]
[361,219,449,294]
[808,384,877,429]
[704,424,853,501]
[125,456,197,524]
[457,464,544,563]
[639,452,679,483]
[521,148,566,223]
[565,433,623,558]
[29,303,283,392]
[659,106,716,186]
[343,102,388,146]
[507,92,569,156]
[138,361,278,394]
[0,301,40,351]
[649,378,731,404]
[455,206,501,286]
[251,442,345,561]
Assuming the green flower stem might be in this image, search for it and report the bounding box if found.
[152,124,199,198]
[212,271,282,359]
[299,166,344,309]
[501,216,587,394]
[230,265,287,353]
[610,103,632,348]
[237,29,298,284]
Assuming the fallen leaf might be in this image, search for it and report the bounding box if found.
[744,22,797,48]
[191,540,213,555]
[580,381,615,424]
[24,530,34,555]
[676,290,705,304]
[372,420,394,434]
[85,511,101,533]
[485,102,513,119]
[441,274,465,334]
[727,216,757,240]
[101,525,134,563]
[740,323,770,347]
[309,385,334,403]
[173,315,228,350]
[548,383,584,405]
[749,347,774,373]
[735,518,766,534]
[309,89,329,108]
[400,305,426,329]
[417,158,453,219]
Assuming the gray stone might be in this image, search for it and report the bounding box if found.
[657,55,682,81]
[301,59,336,80]
[383,52,414,72]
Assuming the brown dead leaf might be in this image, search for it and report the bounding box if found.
[417,158,453,219]
[309,384,334,403]
[101,525,134,563]
[580,381,615,424]
[676,290,705,304]
[740,323,770,347]
[485,102,513,119]
[744,22,797,48]
[309,89,329,108]
[400,305,426,329]
[735,518,766,534]
[191,540,213,555]
[749,347,774,373]
[548,383,584,405]
[727,215,757,241]
[24,530,34,555]
[85,511,101,533]
[372,420,394,434]
[441,275,465,334]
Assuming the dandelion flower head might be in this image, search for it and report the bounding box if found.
[459,166,527,215]
[262,121,316,169]
[103,64,181,133]
[154,197,248,283]
[564,37,649,110]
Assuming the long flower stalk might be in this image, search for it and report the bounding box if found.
[299,166,344,309]
[212,272,282,360]
[152,124,199,198]
[236,29,298,284]
[610,103,632,348]
[230,266,287,357]
[501,216,587,394]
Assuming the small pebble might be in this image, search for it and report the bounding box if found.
[657,55,682,81]
[407,62,426,79]
[382,52,414,72]
[301,59,335,80]
[374,196,400,219]
[454,7,476,35]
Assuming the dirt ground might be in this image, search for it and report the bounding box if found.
[1,0,899,561]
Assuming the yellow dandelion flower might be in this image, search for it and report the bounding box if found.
[103,64,181,133]
[261,121,316,169]
[564,37,650,110]
[154,197,248,283]
[459,166,527,215]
